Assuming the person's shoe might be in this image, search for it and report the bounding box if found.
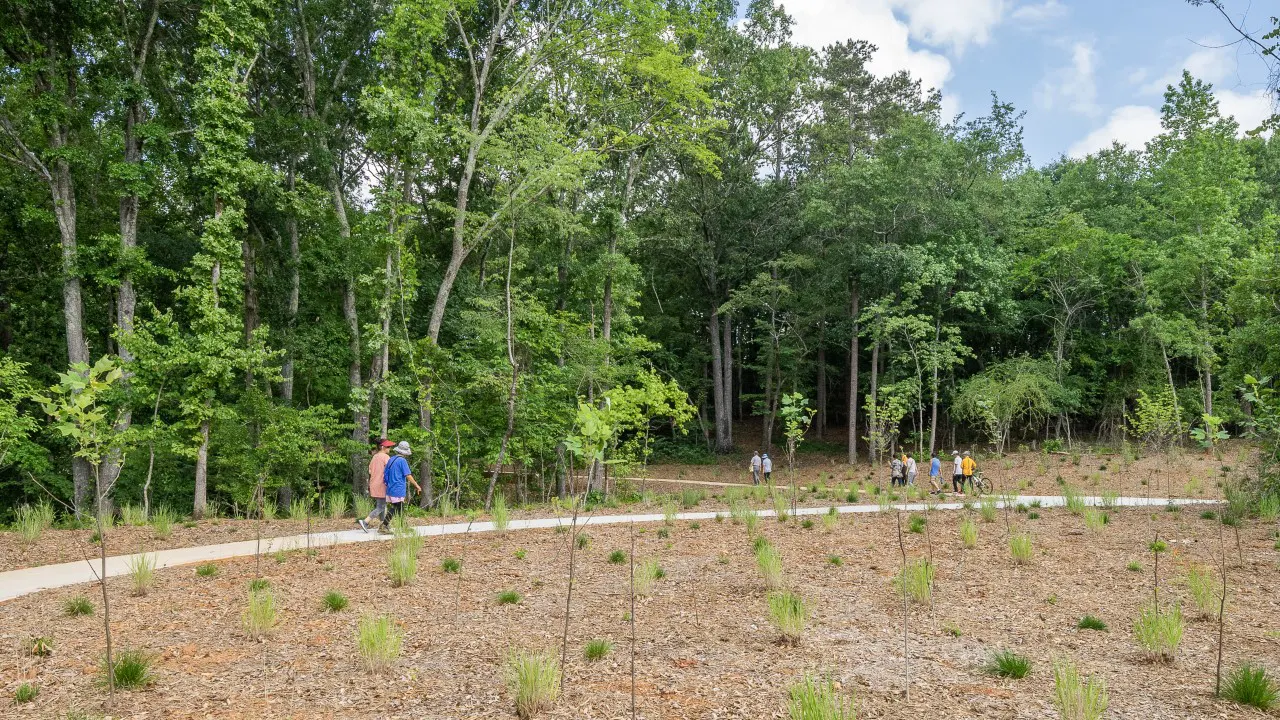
[358,518,369,533]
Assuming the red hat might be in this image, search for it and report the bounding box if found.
[378,439,395,448]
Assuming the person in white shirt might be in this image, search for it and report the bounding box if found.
[951,451,964,493]
[762,453,773,483]
[905,454,917,486]
[750,451,762,485]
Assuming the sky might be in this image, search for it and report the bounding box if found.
[768,0,1277,165]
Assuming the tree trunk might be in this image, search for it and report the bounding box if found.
[242,229,259,387]
[847,284,860,465]
[485,232,519,509]
[1161,343,1182,440]
[928,314,941,457]
[194,418,210,517]
[722,311,733,447]
[709,308,731,453]
[869,339,880,465]
[281,164,300,403]
[816,323,827,438]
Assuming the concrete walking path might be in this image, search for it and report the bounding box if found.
[0,494,1216,603]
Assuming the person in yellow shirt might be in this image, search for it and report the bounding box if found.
[961,451,977,491]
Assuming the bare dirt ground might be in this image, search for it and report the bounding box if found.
[1,445,1247,573]
[3,497,1277,719]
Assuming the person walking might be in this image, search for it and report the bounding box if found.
[750,451,763,485]
[929,452,942,493]
[951,451,964,493]
[762,453,773,484]
[381,441,422,533]
[905,453,917,486]
[961,451,977,491]
[357,439,395,533]
[890,455,904,487]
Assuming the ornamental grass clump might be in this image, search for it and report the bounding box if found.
[821,506,839,532]
[583,639,613,661]
[324,491,348,519]
[1132,601,1183,662]
[1053,658,1108,720]
[1009,533,1034,565]
[242,587,279,639]
[787,675,854,720]
[1063,485,1085,515]
[608,550,626,564]
[1077,615,1107,631]
[1185,565,1221,620]
[63,595,93,617]
[102,649,154,690]
[768,590,808,644]
[288,498,309,520]
[960,517,978,548]
[356,614,403,672]
[1221,663,1279,710]
[773,493,790,522]
[128,553,156,596]
[756,541,785,591]
[352,494,373,521]
[151,505,176,540]
[119,503,147,527]
[985,649,1031,678]
[505,649,561,719]
[979,497,997,523]
[492,492,510,532]
[634,558,664,597]
[322,590,348,612]
[1083,508,1105,532]
[894,558,934,605]
[388,539,419,587]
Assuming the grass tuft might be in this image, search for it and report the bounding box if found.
[768,590,808,644]
[756,540,786,591]
[827,555,843,567]
[505,649,561,719]
[322,590,349,612]
[195,563,219,578]
[1220,663,1279,710]
[608,550,626,564]
[324,490,348,519]
[908,514,926,534]
[102,649,154,690]
[1083,508,1105,532]
[128,553,156,596]
[1052,658,1108,720]
[497,589,523,605]
[1077,615,1107,631]
[356,614,403,672]
[352,494,374,521]
[1185,565,1221,620]
[894,558,934,604]
[63,595,93,617]
[288,498,309,520]
[583,638,613,661]
[979,497,997,523]
[985,649,1031,679]
[14,682,38,704]
[249,577,271,592]
[960,517,978,548]
[1132,601,1183,662]
[1063,485,1085,515]
[787,675,855,720]
[492,492,510,532]
[242,587,279,638]
[441,556,462,574]
[1009,532,1033,565]
[151,505,175,539]
[635,558,664,596]
[119,503,147,527]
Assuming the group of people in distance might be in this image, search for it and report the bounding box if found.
[358,439,423,534]
[890,450,977,494]
[748,451,774,485]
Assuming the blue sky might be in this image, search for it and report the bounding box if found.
[774,0,1276,166]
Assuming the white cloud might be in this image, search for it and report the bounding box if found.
[779,0,1011,94]
[1217,88,1274,134]
[1141,40,1235,95]
[1034,41,1100,117]
[1067,105,1162,157]
[940,92,963,122]
[1011,0,1066,24]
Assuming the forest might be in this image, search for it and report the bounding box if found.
[1,0,1279,520]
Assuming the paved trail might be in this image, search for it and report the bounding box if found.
[0,495,1215,602]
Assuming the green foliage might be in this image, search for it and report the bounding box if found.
[756,541,785,591]
[492,492,509,533]
[195,563,219,578]
[504,649,561,719]
[894,558,934,604]
[64,595,94,617]
[119,504,147,527]
[1009,533,1034,565]
[324,491,348,520]
[1220,664,1279,710]
[1126,388,1182,450]
[243,587,279,638]
[1077,615,1107,631]
[1132,602,1184,661]
[497,589,522,605]
[985,650,1032,679]
[249,578,271,592]
[827,555,843,567]
[1052,658,1108,720]
[767,590,808,644]
[953,358,1069,454]
[608,550,626,565]
[389,539,419,587]
[322,591,349,612]
[979,498,997,523]
[1184,565,1221,619]
[14,682,38,704]
[635,559,664,596]
[151,506,175,539]
[1083,508,1106,532]
[357,614,404,672]
[1062,486,1085,515]
[907,514,926,533]
[102,649,154,690]
[584,639,613,661]
[128,554,156,596]
[787,675,854,720]
[353,495,374,522]
[288,498,309,521]
[960,518,978,548]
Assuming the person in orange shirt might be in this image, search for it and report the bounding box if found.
[358,439,394,533]
[961,451,977,491]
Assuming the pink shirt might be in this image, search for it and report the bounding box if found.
[367,451,389,498]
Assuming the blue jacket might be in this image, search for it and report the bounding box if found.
[384,455,411,498]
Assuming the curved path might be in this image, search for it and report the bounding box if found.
[0,495,1215,602]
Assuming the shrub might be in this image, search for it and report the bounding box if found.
[985,649,1031,679]
[908,514,926,534]
[441,556,462,574]
[103,649,154,689]
[505,649,561,719]
[635,559,664,596]
[1220,663,1278,710]
[151,505,175,539]
[1009,533,1033,565]
[756,542,785,591]
[960,518,978,548]
[768,590,808,644]
[14,682,38,704]
[119,503,147,527]
[322,590,348,612]
[288,498,309,520]
[356,614,404,672]
[388,541,419,587]
[979,498,997,523]
[64,595,93,617]
[128,553,156,596]
[583,638,613,661]
[492,492,510,532]
[1132,602,1183,662]
[195,563,219,578]
[1077,615,1107,631]
[324,491,348,519]
[1052,658,1108,720]
[787,675,854,720]
[608,550,626,565]
[894,558,934,605]
[1185,565,1221,619]
[243,587,279,638]
[497,589,522,605]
